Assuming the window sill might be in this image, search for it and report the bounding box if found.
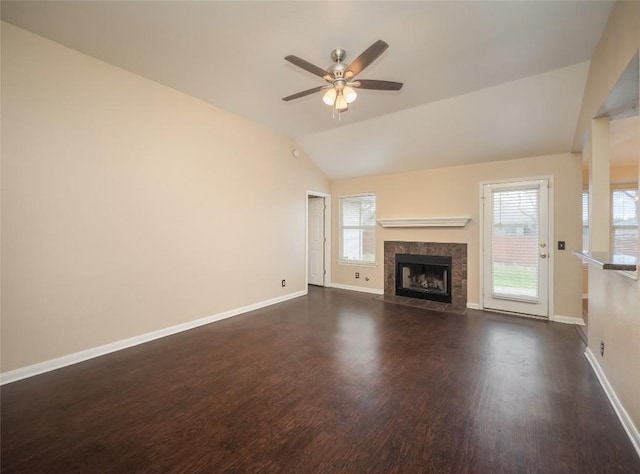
[338,260,378,268]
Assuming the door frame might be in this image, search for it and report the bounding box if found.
[478,175,555,319]
[306,190,331,289]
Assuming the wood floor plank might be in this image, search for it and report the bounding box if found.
[2,286,639,473]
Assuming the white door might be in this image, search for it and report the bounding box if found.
[308,197,325,286]
[482,179,550,317]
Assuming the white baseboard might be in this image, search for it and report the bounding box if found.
[469,307,585,326]
[584,348,640,458]
[552,314,586,326]
[0,289,307,385]
[329,283,384,295]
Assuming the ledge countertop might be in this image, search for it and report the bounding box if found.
[572,250,638,271]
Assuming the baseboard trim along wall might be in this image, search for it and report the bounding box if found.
[0,289,308,385]
[585,348,640,458]
[469,305,585,325]
[329,283,384,295]
[552,314,586,326]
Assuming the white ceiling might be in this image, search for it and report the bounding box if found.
[1,1,615,179]
[610,116,640,168]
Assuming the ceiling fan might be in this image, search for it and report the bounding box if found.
[282,40,403,115]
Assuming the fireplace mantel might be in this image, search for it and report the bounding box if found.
[377,217,471,228]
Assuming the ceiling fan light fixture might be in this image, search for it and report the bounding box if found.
[335,92,348,111]
[322,88,337,106]
[343,86,357,103]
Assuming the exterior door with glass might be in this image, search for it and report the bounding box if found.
[482,179,550,317]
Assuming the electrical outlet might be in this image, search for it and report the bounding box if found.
[281,279,286,287]
[355,272,360,279]
[600,340,605,357]
[558,241,566,250]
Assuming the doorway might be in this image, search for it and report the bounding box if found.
[481,178,551,318]
[307,191,331,287]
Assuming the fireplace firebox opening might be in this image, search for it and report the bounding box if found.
[395,254,452,304]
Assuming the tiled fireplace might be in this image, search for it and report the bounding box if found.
[383,241,467,313]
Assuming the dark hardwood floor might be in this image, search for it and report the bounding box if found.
[2,287,639,473]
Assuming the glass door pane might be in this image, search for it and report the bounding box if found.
[491,187,540,302]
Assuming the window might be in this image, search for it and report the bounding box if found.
[582,191,589,253]
[611,188,638,257]
[339,194,376,264]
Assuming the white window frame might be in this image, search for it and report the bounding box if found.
[338,193,377,266]
[582,190,589,253]
[611,185,639,259]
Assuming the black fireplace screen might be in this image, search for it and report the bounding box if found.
[396,254,452,303]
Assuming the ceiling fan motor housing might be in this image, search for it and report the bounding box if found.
[329,65,346,81]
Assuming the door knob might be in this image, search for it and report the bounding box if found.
[540,253,547,258]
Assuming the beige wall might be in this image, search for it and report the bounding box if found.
[577,1,640,433]
[573,1,640,147]
[588,268,640,434]
[330,153,583,319]
[1,23,329,372]
[611,164,639,183]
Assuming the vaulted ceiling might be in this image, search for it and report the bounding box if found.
[1,1,615,179]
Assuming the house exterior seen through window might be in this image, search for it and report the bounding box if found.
[612,188,638,258]
[582,191,589,253]
[339,194,376,264]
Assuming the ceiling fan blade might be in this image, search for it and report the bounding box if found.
[282,85,330,102]
[345,40,389,78]
[285,55,332,81]
[352,79,403,91]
